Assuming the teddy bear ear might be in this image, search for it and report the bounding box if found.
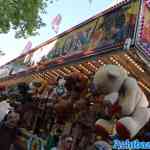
[107,70,119,80]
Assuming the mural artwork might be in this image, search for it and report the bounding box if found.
[138,0,150,58]
[0,0,140,78]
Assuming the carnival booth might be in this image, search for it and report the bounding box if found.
[0,0,150,149]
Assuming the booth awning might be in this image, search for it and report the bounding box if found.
[0,0,149,98]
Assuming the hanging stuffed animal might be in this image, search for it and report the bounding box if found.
[55,77,67,97]
[65,72,88,98]
[51,76,74,123]
[50,76,67,98]
[94,64,150,139]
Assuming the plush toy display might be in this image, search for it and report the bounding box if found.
[7,64,149,149]
[65,72,88,96]
[55,77,67,97]
[94,64,150,139]
[30,80,48,98]
[50,76,67,98]
[53,73,89,119]
[5,110,20,128]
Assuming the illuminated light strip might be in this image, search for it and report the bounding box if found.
[43,76,49,81]
[113,55,132,74]
[76,65,85,72]
[110,57,130,74]
[47,71,57,78]
[79,64,91,74]
[39,73,45,80]
[90,62,98,70]
[39,73,44,79]
[53,70,61,77]
[56,70,66,77]
[41,73,48,79]
[70,66,81,73]
[98,59,105,65]
[38,73,46,79]
[60,68,68,74]
[58,70,67,76]
[124,54,145,73]
[88,62,96,67]
[37,74,44,80]
[59,69,68,76]
[33,75,40,80]
[44,73,52,79]
[47,72,56,78]
[36,75,40,80]
[45,72,51,78]
[73,66,88,78]
[63,67,72,74]
[110,57,120,65]
[91,63,98,69]
[75,66,83,73]
[46,77,50,81]
[138,81,150,93]
[55,70,61,75]
[31,74,35,78]
[42,76,49,81]
[51,71,59,76]
[82,65,93,74]
[85,63,96,73]
[49,74,56,79]
[37,75,43,81]
[87,62,97,70]
[33,74,40,79]
[56,69,67,76]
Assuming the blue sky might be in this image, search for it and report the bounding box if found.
[0,0,120,66]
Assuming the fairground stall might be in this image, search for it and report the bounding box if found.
[0,0,149,149]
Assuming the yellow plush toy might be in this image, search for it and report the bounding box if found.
[94,64,150,139]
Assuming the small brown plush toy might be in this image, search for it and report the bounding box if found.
[65,72,88,95]
[54,97,73,124]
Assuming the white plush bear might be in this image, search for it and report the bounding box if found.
[94,64,150,139]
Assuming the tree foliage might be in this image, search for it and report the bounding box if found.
[0,0,48,38]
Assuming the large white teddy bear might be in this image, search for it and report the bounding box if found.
[94,64,150,139]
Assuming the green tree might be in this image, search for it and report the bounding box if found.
[0,0,48,38]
